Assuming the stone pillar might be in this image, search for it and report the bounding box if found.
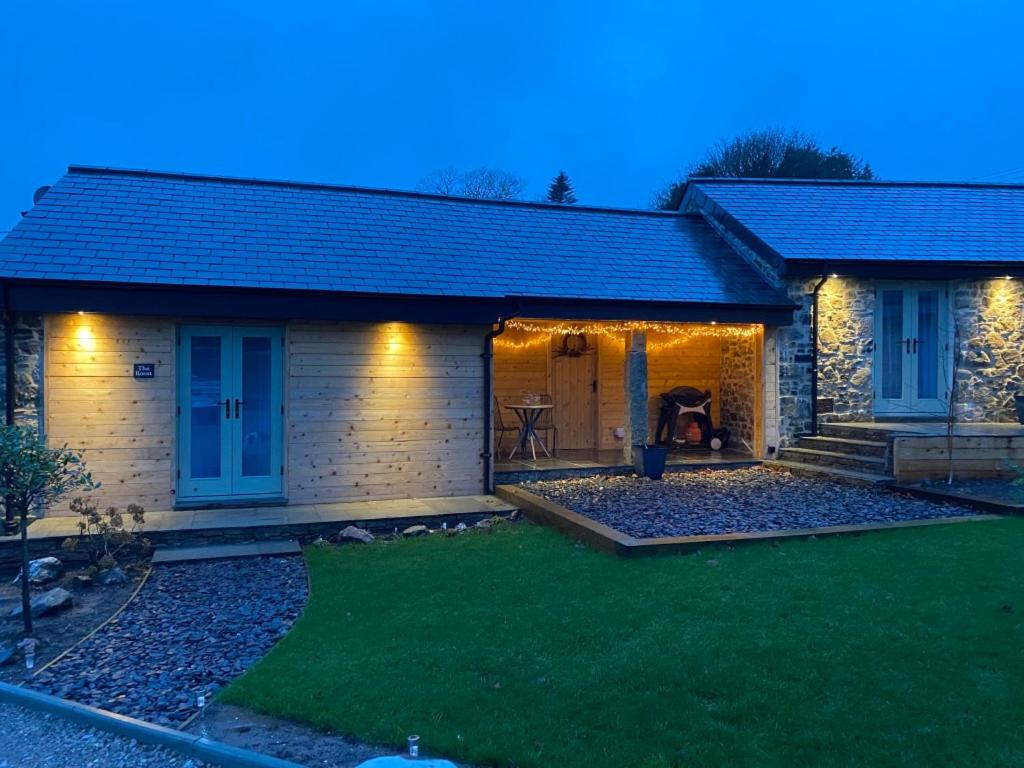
[0,313,44,431]
[624,331,648,463]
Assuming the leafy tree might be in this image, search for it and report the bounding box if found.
[654,129,874,209]
[418,166,526,200]
[545,171,577,204]
[0,426,95,634]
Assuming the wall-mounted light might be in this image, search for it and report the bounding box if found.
[75,324,95,352]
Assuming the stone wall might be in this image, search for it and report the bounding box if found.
[0,313,44,431]
[774,279,815,444]
[816,277,874,423]
[953,278,1024,421]
[720,333,758,451]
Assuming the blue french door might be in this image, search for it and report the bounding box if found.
[178,326,284,501]
[873,285,949,417]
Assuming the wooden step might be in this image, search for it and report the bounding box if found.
[818,423,896,443]
[763,459,895,486]
[777,447,887,473]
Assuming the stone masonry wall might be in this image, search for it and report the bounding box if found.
[816,277,874,423]
[953,278,1024,421]
[0,313,44,431]
[720,333,757,451]
[775,279,815,445]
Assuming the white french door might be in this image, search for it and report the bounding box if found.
[177,326,284,501]
[873,284,950,417]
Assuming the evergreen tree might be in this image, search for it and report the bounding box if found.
[546,171,577,204]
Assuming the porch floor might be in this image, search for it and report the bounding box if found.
[495,447,756,480]
[830,421,1024,437]
[6,494,516,544]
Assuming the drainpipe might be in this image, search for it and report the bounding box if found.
[482,309,519,494]
[2,282,16,534]
[809,273,830,436]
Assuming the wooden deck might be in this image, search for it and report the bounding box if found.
[494,447,757,482]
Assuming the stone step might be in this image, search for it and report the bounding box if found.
[777,447,887,473]
[151,540,301,564]
[796,435,889,458]
[763,459,895,486]
[818,423,896,443]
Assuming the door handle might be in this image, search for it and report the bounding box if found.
[220,400,231,419]
[234,398,246,419]
[903,337,911,354]
[912,338,918,354]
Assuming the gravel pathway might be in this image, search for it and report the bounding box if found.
[30,556,307,727]
[0,702,206,767]
[526,467,977,538]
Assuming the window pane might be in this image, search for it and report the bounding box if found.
[880,290,904,400]
[917,290,940,399]
[240,336,272,477]
[190,336,222,479]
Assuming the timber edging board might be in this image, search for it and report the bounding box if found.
[894,483,1024,516]
[495,484,1005,558]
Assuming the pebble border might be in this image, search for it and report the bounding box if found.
[496,484,1004,557]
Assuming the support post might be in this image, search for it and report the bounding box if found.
[2,285,16,536]
[624,331,648,464]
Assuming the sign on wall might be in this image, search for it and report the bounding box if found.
[133,363,155,380]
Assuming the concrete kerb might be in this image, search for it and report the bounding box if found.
[0,682,305,768]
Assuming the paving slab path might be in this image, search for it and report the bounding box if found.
[30,556,307,727]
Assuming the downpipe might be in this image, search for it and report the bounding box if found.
[482,310,518,494]
[809,273,829,437]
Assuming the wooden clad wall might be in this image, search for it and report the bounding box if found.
[492,330,549,406]
[43,315,486,516]
[45,314,175,515]
[287,322,486,503]
[596,334,625,450]
[646,335,722,439]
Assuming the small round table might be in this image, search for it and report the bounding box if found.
[505,404,553,461]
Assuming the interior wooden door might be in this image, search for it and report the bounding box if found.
[551,343,597,450]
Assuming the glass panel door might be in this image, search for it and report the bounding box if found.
[231,328,284,497]
[178,328,233,498]
[878,289,907,402]
[178,325,283,502]
[873,284,948,417]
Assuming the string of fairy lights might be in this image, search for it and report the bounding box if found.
[494,319,761,352]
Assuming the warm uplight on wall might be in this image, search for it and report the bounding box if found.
[75,324,96,352]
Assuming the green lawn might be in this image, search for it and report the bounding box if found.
[223,521,1024,767]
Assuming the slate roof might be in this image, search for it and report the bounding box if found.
[686,179,1024,264]
[0,166,790,308]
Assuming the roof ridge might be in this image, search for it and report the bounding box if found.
[65,165,681,218]
[688,177,1024,190]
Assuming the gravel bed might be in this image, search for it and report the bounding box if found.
[30,556,307,728]
[0,702,206,767]
[525,467,978,538]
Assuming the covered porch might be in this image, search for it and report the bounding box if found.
[492,318,765,479]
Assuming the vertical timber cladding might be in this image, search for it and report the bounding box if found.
[44,314,175,515]
[287,321,487,502]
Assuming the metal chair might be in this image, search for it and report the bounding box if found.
[534,393,558,453]
[493,396,518,455]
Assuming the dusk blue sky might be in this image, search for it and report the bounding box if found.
[3,1,1023,233]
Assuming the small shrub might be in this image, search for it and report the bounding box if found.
[65,497,147,568]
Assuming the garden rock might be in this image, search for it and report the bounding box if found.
[12,556,63,586]
[72,574,94,588]
[402,525,429,537]
[97,567,129,586]
[8,587,73,619]
[340,525,375,544]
